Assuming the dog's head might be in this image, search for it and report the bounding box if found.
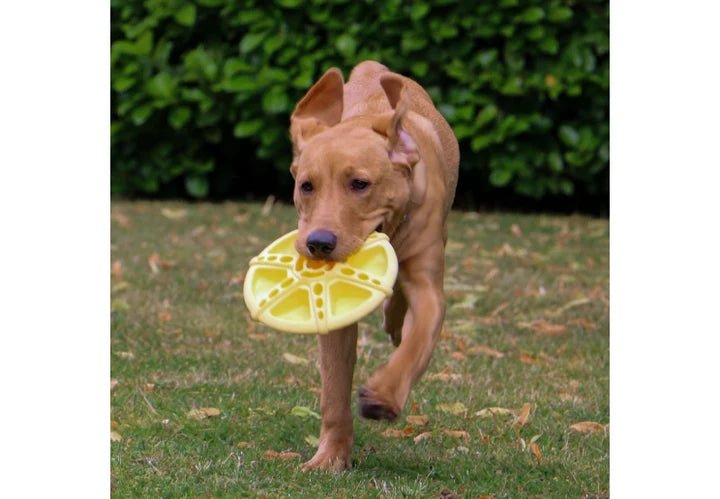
[289,68,426,261]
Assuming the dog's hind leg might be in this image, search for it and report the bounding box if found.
[382,283,407,347]
[359,245,446,420]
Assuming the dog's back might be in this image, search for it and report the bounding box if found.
[342,61,459,211]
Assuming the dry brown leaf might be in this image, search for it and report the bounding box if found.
[111,261,123,280]
[518,320,568,336]
[515,403,533,427]
[111,379,118,391]
[382,427,414,438]
[438,402,467,415]
[530,442,542,463]
[111,211,130,227]
[161,208,187,220]
[249,333,267,341]
[283,353,309,365]
[236,441,255,448]
[187,407,221,420]
[519,352,539,365]
[148,252,176,273]
[406,415,429,427]
[427,372,463,383]
[511,224,523,237]
[567,318,596,330]
[475,407,515,418]
[443,430,470,440]
[490,302,509,317]
[228,271,246,286]
[468,345,505,358]
[110,431,122,442]
[414,431,432,443]
[158,310,172,322]
[112,281,130,293]
[144,383,155,392]
[569,421,607,434]
[261,195,276,216]
[450,351,467,361]
[263,450,301,460]
[552,297,591,316]
[110,420,119,430]
[117,351,135,360]
[462,257,475,271]
[484,267,500,282]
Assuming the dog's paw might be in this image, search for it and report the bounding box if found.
[358,387,400,421]
[301,446,351,473]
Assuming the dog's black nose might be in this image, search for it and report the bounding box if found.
[306,230,337,256]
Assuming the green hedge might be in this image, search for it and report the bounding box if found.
[111,0,608,210]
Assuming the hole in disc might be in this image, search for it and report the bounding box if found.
[313,283,323,295]
[280,256,293,263]
[316,298,323,307]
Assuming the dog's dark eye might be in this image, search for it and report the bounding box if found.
[300,181,313,193]
[350,179,370,191]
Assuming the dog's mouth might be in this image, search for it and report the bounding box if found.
[375,223,383,233]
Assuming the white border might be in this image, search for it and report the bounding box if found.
[0,2,109,495]
[612,1,720,495]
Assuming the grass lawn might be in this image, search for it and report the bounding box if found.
[111,200,608,497]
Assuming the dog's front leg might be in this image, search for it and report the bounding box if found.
[359,246,445,420]
[302,323,357,472]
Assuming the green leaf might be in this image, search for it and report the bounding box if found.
[559,125,580,147]
[335,34,357,57]
[263,33,285,55]
[471,134,495,152]
[548,6,573,23]
[548,151,564,172]
[184,47,218,81]
[401,32,427,52]
[517,7,545,23]
[220,75,258,92]
[185,175,209,198]
[489,168,513,187]
[174,4,197,27]
[410,3,430,20]
[276,0,304,7]
[539,36,559,54]
[233,120,263,138]
[146,72,176,100]
[477,49,498,67]
[262,88,289,114]
[411,61,429,77]
[239,32,267,54]
[304,435,320,447]
[290,406,321,420]
[113,76,135,92]
[168,107,191,129]
[130,104,152,126]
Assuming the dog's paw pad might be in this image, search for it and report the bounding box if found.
[358,387,399,421]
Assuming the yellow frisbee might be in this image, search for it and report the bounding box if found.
[243,230,398,334]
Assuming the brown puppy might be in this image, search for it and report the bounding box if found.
[289,61,459,471]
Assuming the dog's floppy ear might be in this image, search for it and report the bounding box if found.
[290,67,344,155]
[373,74,426,204]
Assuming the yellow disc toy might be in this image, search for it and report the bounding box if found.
[243,230,398,334]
